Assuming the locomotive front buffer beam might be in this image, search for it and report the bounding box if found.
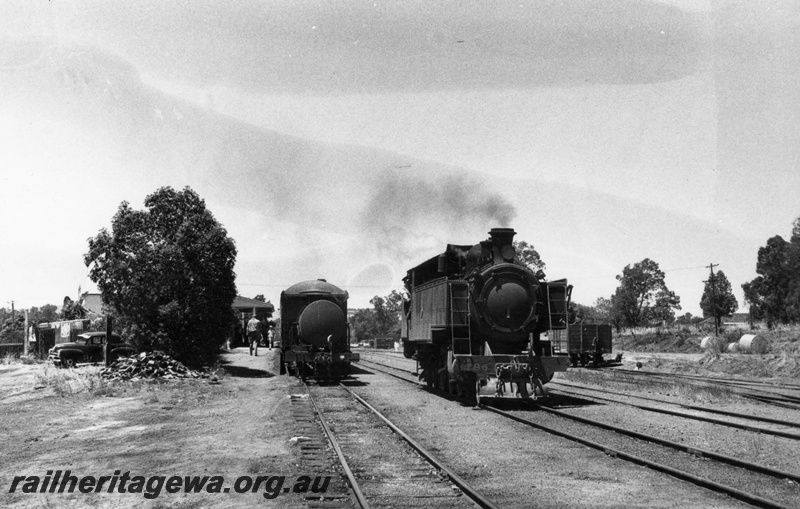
[449,354,570,399]
[284,351,359,364]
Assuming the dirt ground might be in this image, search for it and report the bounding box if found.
[0,347,315,508]
[3,346,798,508]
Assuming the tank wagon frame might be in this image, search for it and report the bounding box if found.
[280,279,359,381]
[401,228,571,402]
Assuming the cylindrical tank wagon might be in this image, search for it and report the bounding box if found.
[280,279,359,380]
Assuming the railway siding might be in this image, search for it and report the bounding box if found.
[352,356,753,508]
[303,383,475,508]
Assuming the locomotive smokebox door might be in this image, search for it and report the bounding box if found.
[298,300,346,347]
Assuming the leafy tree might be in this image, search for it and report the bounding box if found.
[742,222,800,326]
[612,258,681,328]
[593,296,625,332]
[742,278,766,323]
[513,240,546,271]
[348,290,404,341]
[700,270,738,330]
[571,302,602,323]
[370,290,403,336]
[28,304,59,323]
[253,294,266,302]
[652,289,681,324]
[85,186,237,367]
[349,308,380,341]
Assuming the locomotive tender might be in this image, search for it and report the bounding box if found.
[401,228,571,401]
[280,279,358,380]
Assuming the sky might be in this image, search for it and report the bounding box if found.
[1,0,798,317]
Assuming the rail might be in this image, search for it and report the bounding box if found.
[357,354,799,509]
[302,383,370,509]
[339,383,499,509]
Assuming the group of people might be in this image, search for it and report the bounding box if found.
[246,312,274,356]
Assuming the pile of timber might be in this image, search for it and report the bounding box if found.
[100,351,207,381]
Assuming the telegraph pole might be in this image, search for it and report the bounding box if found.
[704,263,719,337]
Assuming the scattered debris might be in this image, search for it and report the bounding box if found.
[99,351,207,381]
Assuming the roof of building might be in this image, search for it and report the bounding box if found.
[233,296,275,312]
[80,293,274,314]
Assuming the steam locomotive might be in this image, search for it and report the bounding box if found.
[279,279,358,380]
[400,228,571,402]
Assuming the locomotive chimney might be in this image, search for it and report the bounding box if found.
[489,228,517,263]
[488,228,516,248]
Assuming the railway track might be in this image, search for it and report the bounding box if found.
[612,367,800,392]
[358,355,800,509]
[292,379,497,508]
[359,351,800,419]
[600,368,800,409]
[363,349,800,402]
[546,380,800,440]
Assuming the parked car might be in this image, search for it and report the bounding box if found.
[48,332,136,368]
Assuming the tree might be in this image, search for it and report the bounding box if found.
[571,302,605,324]
[370,290,403,337]
[85,186,237,367]
[612,258,681,328]
[349,308,380,341]
[25,304,59,324]
[513,241,545,272]
[348,290,404,341]
[700,270,738,330]
[593,296,625,332]
[652,289,682,325]
[742,230,800,326]
[253,294,266,302]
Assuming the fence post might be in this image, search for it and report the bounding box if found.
[23,309,28,356]
[104,315,114,367]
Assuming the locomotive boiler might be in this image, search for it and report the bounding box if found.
[280,279,358,380]
[400,228,571,402]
